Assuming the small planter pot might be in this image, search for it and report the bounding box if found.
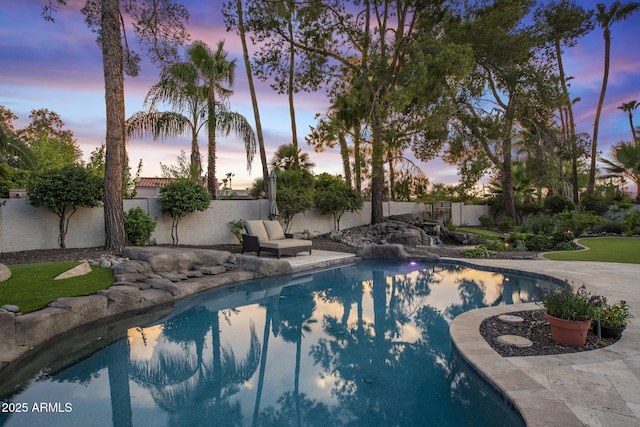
[600,325,626,339]
[546,313,592,346]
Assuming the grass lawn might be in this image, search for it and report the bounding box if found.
[544,237,640,264]
[0,262,114,314]
[456,227,504,241]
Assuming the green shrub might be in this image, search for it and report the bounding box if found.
[505,232,529,243]
[522,215,557,235]
[555,210,605,237]
[544,194,574,214]
[124,207,156,246]
[511,240,527,251]
[479,214,495,228]
[551,231,574,245]
[524,234,554,252]
[624,210,640,236]
[484,240,507,251]
[497,217,515,232]
[463,245,493,258]
[229,219,247,243]
[593,221,626,234]
[554,242,577,251]
[580,192,608,215]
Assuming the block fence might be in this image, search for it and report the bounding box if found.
[0,198,488,253]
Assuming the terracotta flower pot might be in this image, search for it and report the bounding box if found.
[546,313,592,346]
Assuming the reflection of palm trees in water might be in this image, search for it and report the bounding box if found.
[270,285,318,427]
[53,331,134,427]
[308,267,452,425]
[129,306,261,426]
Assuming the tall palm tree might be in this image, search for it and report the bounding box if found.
[128,41,257,191]
[600,142,640,202]
[127,60,207,180]
[587,1,640,195]
[536,0,593,203]
[618,100,639,145]
[225,0,270,189]
[270,143,315,173]
[189,40,256,198]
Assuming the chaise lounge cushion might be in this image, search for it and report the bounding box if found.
[263,220,286,240]
[245,220,269,242]
[260,239,312,251]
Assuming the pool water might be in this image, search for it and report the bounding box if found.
[1,260,557,426]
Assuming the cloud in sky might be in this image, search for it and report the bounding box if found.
[1,0,639,190]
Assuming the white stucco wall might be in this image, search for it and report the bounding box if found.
[0,199,436,252]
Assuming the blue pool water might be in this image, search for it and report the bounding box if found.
[1,260,559,426]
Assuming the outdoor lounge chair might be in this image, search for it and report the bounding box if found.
[242,220,312,259]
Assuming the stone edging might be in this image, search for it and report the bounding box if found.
[0,247,298,376]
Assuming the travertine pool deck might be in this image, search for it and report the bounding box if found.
[278,251,640,425]
[449,259,640,427]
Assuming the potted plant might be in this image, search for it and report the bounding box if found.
[599,300,633,339]
[539,284,595,346]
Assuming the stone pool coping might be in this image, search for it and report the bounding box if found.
[449,258,640,427]
[0,247,356,395]
[3,250,639,426]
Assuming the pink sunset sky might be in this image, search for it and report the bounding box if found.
[1,0,639,190]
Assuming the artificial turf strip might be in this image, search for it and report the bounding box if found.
[544,237,640,264]
[0,261,114,314]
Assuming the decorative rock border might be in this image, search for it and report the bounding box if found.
[0,247,297,376]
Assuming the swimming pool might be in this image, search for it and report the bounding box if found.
[0,260,559,426]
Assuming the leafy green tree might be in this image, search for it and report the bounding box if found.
[26,164,103,248]
[445,0,557,220]
[307,111,354,189]
[250,1,469,224]
[160,150,192,179]
[579,192,609,215]
[243,0,331,167]
[313,173,363,230]
[19,108,82,171]
[276,187,314,232]
[587,1,640,195]
[222,0,270,190]
[535,0,593,203]
[44,0,190,252]
[159,179,211,245]
[87,144,142,198]
[544,194,574,214]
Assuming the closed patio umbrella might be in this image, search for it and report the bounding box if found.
[268,170,278,220]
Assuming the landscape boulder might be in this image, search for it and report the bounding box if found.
[0,264,11,282]
[356,244,410,260]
